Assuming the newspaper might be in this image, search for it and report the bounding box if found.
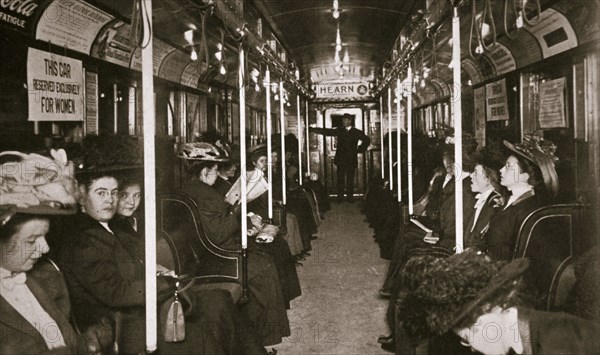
[224,169,269,205]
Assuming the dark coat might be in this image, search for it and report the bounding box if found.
[57,213,148,353]
[463,190,503,251]
[58,213,243,354]
[0,260,86,355]
[518,307,600,354]
[311,126,370,167]
[438,176,476,246]
[482,190,541,260]
[182,178,241,250]
[213,176,233,198]
[181,178,291,346]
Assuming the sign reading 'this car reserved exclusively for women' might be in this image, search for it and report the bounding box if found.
[27,48,83,122]
[315,82,370,100]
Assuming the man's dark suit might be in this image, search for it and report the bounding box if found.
[311,125,370,200]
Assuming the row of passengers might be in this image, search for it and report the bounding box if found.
[376,136,560,351]
[47,168,275,355]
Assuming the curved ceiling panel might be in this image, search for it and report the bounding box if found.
[483,43,516,77]
[252,0,419,83]
[523,8,577,59]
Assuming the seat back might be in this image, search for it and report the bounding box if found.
[513,204,585,311]
[157,192,242,284]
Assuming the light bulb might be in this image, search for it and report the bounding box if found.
[184,29,194,44]
[475,44,484,54]
[393,97,398,104]
[219,64,226,75]
[516,13,524,28]
[286,101,291,107]
[274,94,279,101]
[215,51,222,61]
[191,48,198,61]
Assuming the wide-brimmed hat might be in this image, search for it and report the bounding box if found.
[503,134,559,195]
[247,143,268,162]
[0,149,79,216]
[397,250,529,343]
[177,142,228,161]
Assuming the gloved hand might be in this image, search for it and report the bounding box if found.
[84,317,114,354]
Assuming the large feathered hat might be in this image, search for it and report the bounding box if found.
[0,149,79,216]
[503,133,559,195]
[397,250,529,344]
[177,142,228,161]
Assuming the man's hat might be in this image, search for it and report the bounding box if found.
[397,250,529,343]
[503,134,559,195]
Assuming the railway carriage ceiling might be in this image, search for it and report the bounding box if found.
[5,0,597,105]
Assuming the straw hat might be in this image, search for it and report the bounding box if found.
[177,142,228,161]
[503,134,559,195]
[397,250,529,343]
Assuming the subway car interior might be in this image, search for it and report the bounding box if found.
[1,0,599,354]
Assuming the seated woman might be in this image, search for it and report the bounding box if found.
[0,148,113,354]
[110,176,143,237]
[463,148,506,250]
[483,136,559,260]
[247,144,305,257]
[397,251,600,355]
[268,146,317,253]
[178,143,291,346]
[57,170,259,354]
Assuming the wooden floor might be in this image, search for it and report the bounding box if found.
[274,202,391,354]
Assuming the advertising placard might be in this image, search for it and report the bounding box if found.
[538,77,566,128]
[485,79,509,121]
[36,0,112,54]
[315,82,370,100]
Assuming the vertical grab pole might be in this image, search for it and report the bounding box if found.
[279,81,287,233]
[238,46,249,302]
[396,78,402,202]
[379,96,384,179]
[140,0,157,351]
[265,68,273,221]
[387,86,393,191]
[280,81,287,205]
[297,94,302,185]
[452,6,464,253]
[407,65,414,215]
[305,100,310,176]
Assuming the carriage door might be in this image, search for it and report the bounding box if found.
[323,108,367,196]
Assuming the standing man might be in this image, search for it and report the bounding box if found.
[311,113,370,202]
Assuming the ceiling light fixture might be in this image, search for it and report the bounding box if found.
[215,43,223,61]
[333,0,339,19]
[184,29,194,44]
[190,48,198,61]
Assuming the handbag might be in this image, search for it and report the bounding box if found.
[161,278,195,343]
